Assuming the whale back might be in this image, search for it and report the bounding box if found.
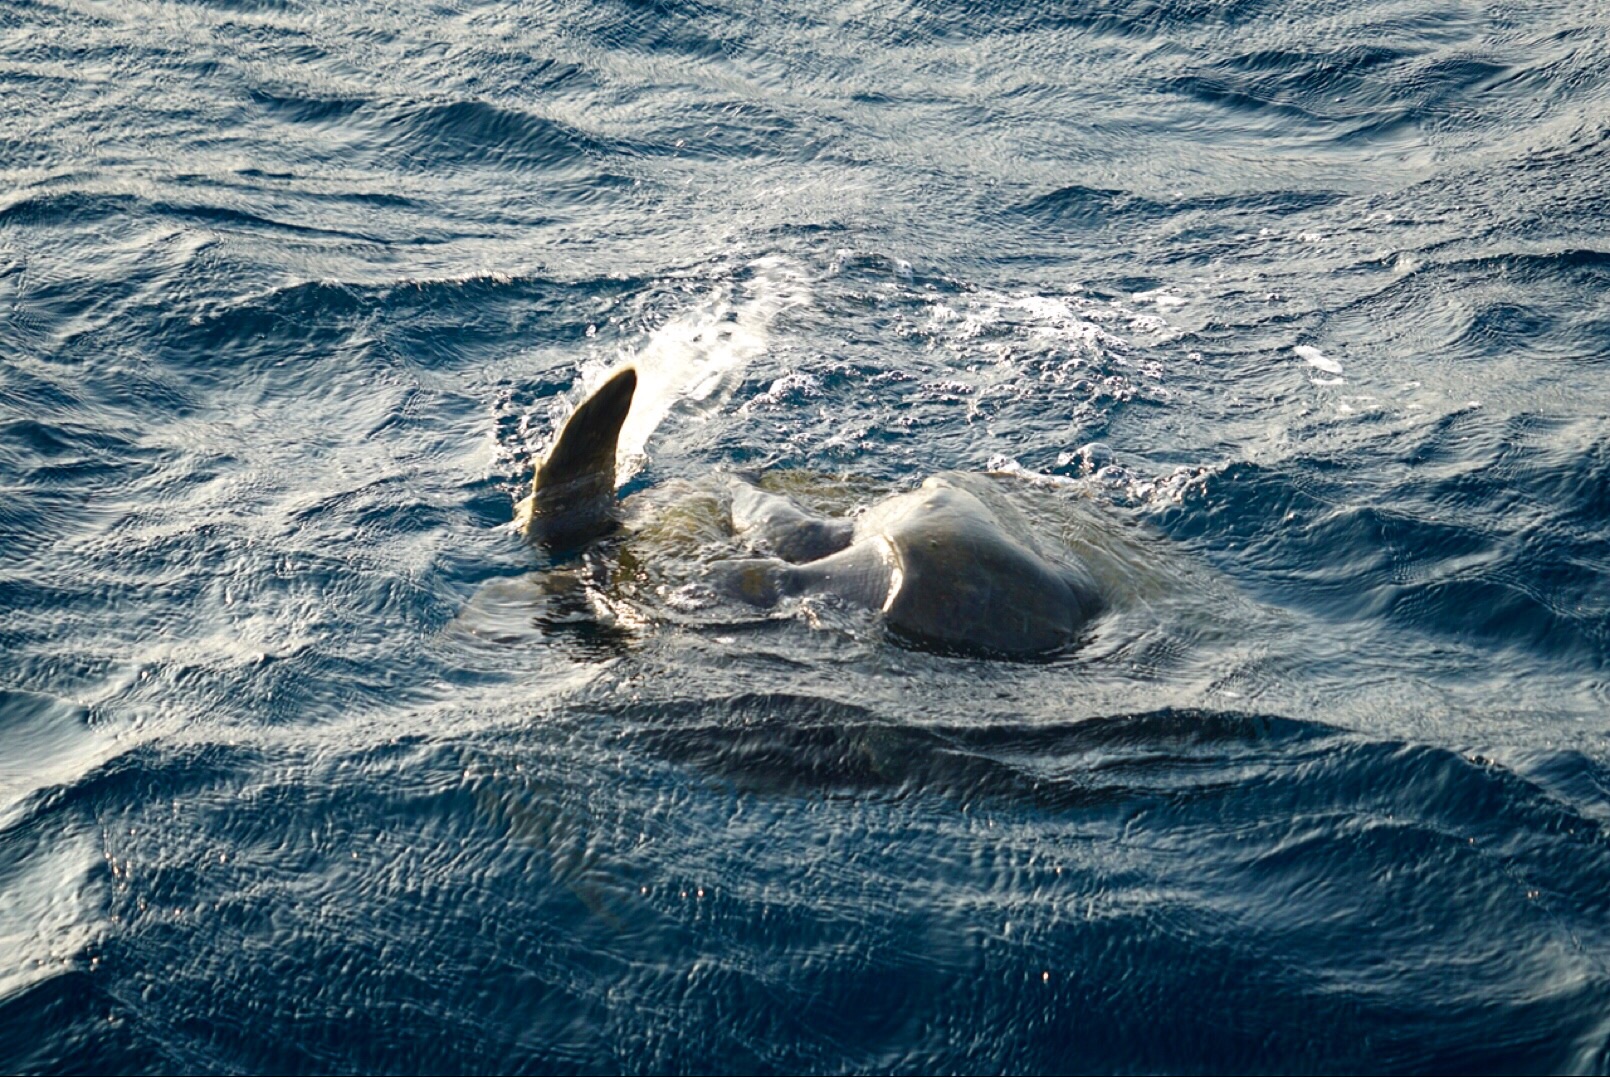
[715,472,1104,655]
[859,475,1102,654]
[524,367,637,552]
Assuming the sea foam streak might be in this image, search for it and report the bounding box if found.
[581,257,811,483]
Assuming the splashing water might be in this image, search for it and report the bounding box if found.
[571,257,812,483]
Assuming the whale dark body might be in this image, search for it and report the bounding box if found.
[523,366,1104,655]
[716,474,1103,654]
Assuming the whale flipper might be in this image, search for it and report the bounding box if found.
[728,481,855,563]
[707,539,895,610]
[524,367,637,552]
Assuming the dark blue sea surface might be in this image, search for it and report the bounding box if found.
[3,0,1609,1072]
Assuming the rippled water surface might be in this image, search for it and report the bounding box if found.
[4,0,1610,1072]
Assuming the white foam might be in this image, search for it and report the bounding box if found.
[744,371,823,411]
[579,257,810,483]
[1296,345,1342,374]
[1006,295,1129,348]
[1132,288,1187,309]
[985,455,1082,488]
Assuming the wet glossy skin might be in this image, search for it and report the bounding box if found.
[722,474,1103,655]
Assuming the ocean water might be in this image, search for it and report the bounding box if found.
[3,0,1609,1072]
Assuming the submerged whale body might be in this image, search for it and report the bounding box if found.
[523,366,1104,655]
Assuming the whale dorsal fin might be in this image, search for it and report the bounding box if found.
[524,366,637,552]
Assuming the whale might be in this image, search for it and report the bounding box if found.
[521,365,1105,656]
